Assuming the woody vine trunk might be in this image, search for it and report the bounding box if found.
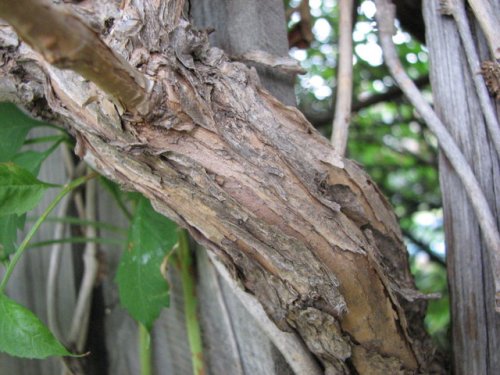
[0,0,443,373]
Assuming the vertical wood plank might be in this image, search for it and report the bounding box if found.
[191,0,296,107]
[423,1,500,373]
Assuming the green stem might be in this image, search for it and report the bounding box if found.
[139,323,152,375]
[27,236,125,249]
[0,173,96,293]
[24,134,68,145]
[27,216,128,234]
[178,229,205,375]
[37,122,66,132]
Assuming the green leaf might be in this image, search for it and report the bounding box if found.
[12,138,63,176]
[116,197,178,330]
[98,176,134,220]
[11,151,50,176]
[0,215,19,261]
[0,103,42,162]
[0,213,29,262]
[0,293,70,358]
[0,163,56,217]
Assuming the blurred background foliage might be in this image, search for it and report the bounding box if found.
[284,0,449,351]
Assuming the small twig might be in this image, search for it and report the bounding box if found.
[68,174,99,352]
[375,0,500,311]
[73,187,86,222]
[403,230,446,268]
[46,193,73,344]
[304,75,430,127]
[331,0,354,156]
[466,0,500,61]
[0,0,151,113]
[288,0,314,49]
[352,75,430,112]
[207,252,323,375]
[441,0,500,158]
[286,5,299,21]
[47,146,77,344]
[363,134,437,166]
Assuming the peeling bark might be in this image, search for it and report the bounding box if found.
[0,1,443,373]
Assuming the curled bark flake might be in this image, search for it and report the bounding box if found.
[232,50,306,75]
[481,60,500,100]
[170,20,210,70]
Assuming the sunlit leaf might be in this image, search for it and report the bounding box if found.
[116,197,178,330]
[0,293,70,358]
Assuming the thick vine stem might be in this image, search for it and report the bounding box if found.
[0,0,444,373]
[375,0,500,311]
[0,0,152,113]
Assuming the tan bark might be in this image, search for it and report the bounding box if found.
[0,0,153,113]
[0,0,443,373]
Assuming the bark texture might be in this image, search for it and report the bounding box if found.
[423,1,500,374]
[0,0,442,373]
[0,1,299,374]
